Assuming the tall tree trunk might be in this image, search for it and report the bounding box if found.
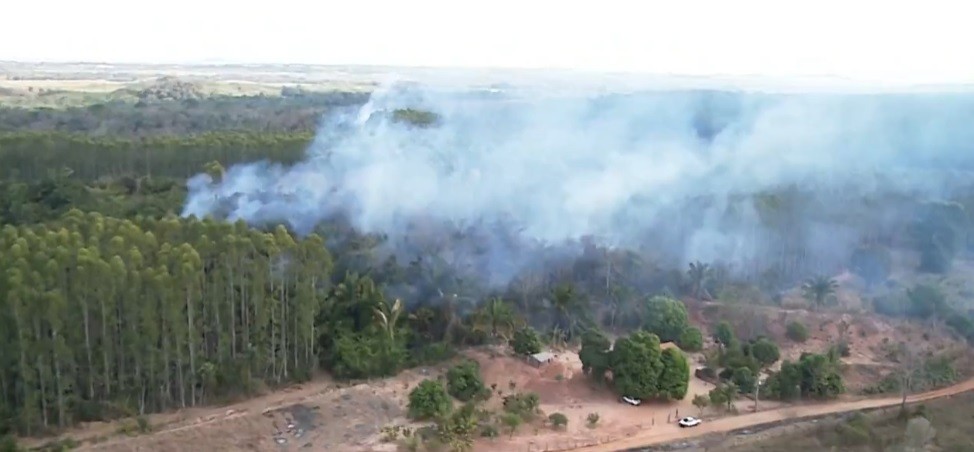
[186,287,196,406]
[80,297,95,400]
[52,328,66,428]
[100,298,111,397]
[227,259,236,360]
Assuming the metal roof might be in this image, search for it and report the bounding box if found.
[530,351,555,362]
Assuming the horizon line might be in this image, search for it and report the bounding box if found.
[4,59,974,94]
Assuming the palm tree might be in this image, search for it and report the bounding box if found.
[373,298,404,342]
[472,298,517,342]
[687,261,712,300]
[550,284,587,340]
[801,276,838,308]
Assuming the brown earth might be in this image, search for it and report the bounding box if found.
[472,348,782,452]
[571,375,974,452]
[42,367,435,452]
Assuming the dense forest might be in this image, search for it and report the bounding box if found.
[0,90,368,135]
[1,88,974,443]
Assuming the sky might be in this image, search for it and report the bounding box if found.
[3,0,971,85]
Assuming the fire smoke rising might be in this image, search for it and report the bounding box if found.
[182,82,974,285]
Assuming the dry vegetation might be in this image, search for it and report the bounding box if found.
[714,391,974,451]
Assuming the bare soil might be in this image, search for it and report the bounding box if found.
[471,348,781,452]
[572,375,974,452]
[53,367,436,452]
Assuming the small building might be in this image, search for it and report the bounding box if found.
[527,351,555,367]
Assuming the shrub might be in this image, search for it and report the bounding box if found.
[714,321,735,347]
[408,380,452,420]
[136,415,151,433]
[408,342,456,366]
[696,366,717,380]
[786,321,809,343]
[391,108,439,127]
[677,327,704,352]
[835,413,872,446]
[586,412,601,428]
[0,436,19,452]
[749,338,781,367]
[446,360,488,402]
[480,424,499,438]
[836,340,851,357]
[511,327,543,356]
[548,412,569,429]
[500,413,522,438]
[502,392,540,420]
[731,367,756,394]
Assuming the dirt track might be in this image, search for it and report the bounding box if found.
[572,376,974,452]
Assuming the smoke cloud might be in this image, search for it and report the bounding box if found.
[182,81,974,286]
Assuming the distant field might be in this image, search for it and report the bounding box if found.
[0,61,388,107]
[4,60,890,108]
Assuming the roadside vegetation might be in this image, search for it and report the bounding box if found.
[721,392,974,451]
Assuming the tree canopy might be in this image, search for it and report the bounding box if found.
[642,296,690,343]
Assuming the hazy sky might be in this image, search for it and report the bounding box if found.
[4,0,970,84]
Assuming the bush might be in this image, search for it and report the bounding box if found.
[391,108,440,127]
[835,422,871,446]
[500,412,522,438]
[714,321,735,347]
[731,367,756,394]
[503,392,540,420]
[836,340,851,358]
[446,360,488,402]
[696,366,717,380]
[835,413,872,446]
[677,327,704,352]
[480,423,499,438]
[548,412,568,429]
[749,338,781,367]
[586,412,600,428]
[408,380,452,420]
[510,327,543,356]
[0,435,19,452]
[786,321,809,343]
[136,416,151,433]
[408,342,456,366]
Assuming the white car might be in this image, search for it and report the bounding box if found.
[678,416,702,428]
[621,396,642,406]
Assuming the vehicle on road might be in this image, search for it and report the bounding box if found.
[678,416,702,428]
[621,396,642,406]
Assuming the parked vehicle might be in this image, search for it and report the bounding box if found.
[621,396,642,406]
[678,416,702,428]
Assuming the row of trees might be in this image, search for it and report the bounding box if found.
[0,211,333,434]
[0,131,312,181]
[0,91,368,136]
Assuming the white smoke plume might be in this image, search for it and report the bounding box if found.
[182,80,974,285]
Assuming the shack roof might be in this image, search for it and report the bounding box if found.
[529,351,555,362]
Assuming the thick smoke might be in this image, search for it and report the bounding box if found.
[182,81,974,286]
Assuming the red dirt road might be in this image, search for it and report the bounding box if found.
[572,376,974,451]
